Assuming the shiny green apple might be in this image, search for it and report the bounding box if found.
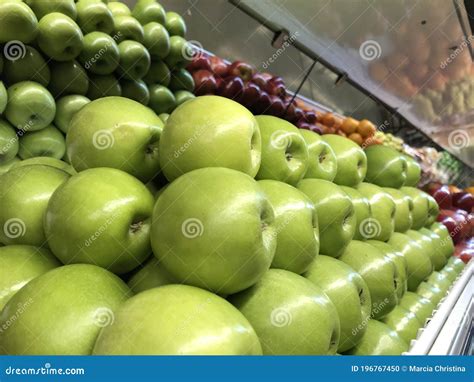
[399,291,434,324]
[384,187,413,233]
[0,119,19,164]
[447,256,465,273]
[356,182,395,241]
[86,74,121,99]
[79,32,120,75]
[387,232,432,291]
[339,240,398,319]
[165,11,186,37]
[401,187,430,229]
[340,186,371,241]
[419,227,447,271]
[120,79,150,105]
[93,284,262,355]
[113,15,144,43]
[3,45,50,86]
[300,129,337,181]
[132,0,165,25]
[229,269,340,355]
[151,167,276,295]
[127,257,175,294]
[430,222,455,259]
[425,194,439,227]
[5,81,56,131]
[304,255,371,352]
[0,157,20,175]
[0,165,69,246]
[148,84,176,114]
[0,264,131,355]
[0,245,60,310]
[25,0,77,20]
[344,320,408,355]
[174,90,194,106]
[67,96,162,181]
[48,60,89,97]
[54,95,90,133]
[426,271,452,294]
[44,168,154,274]
[256,115,308,186]
[364,145,407,188]
[18,125,66,160]
[108,1,131,17]
[169,68,194,92]
[381,305,421,344]
[37,13,83,61]
[143,60,170,85]
[258,180,318,274]
[159,96,260,181]
[403,154,421,187]
[117,40,150,80]
[76,0,114,34]
[11,156,75,175]
[0,1,38,43]
[416,281,444,306]
[322,134,367,187]
[0,82,7,114]
[406,229,443,272]
[142,21,170,59]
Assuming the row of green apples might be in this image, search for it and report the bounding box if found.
[0,0,196,127]
[0,94,464,355]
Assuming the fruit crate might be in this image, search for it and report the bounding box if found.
[406,259,473,355]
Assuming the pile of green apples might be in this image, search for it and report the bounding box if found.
[0,92,466,356]
[0,0,195,169]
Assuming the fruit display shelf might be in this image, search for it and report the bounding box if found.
[406,259,473,355]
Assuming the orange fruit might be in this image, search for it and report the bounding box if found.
[369,61,390,82]
[348,133,364,146]
[333,116,343,129]
[341,117,359,134]
[358,119,376,138]
[448,185,462,193]
[465,187,474,195]
[321,112,335,127]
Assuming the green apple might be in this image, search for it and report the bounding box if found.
[258,180,318,274]
[322,134,367,187]
[0,119,19,164]
[3,45,50,86]
[67,96,162,181]
[113,15,144,43]
[229,269,339,355]
[403,154,421,187]
[430,222,455,259]
[0,245,60,310]
[384,187,413,233]
[142,22,170,59]
[127,257,175,294]
[426,271,452,294]
[425,194,439,227]
[116,40,150,80]
[158,112,169,124]
[0,165,69,245]
[356,182,396,242]
[143,60,170,85]
[0,1,38,43]
[169,68,194,92]
[368,240,407,300]
[5,81,56,131]
[406,229,441,272]
[416,281,444,306]
[304,255,371,352]
[340,186,371,241]
[440,265,458,282]
[120,79,150,105]
[76,0,114,34]
[93,284,261,355]
[300,129,337,181]
[108,1,131,17]
[79,32,120,75]
[364,145,407,188]
[148,85,175,115]
[0,157,20,175]
[45,168,154,274]
[447,256,465,273]
[419,227,447,271]
[165,11,186,37]
[151,167,276,295]
[132,0,165,25]
[0,264,131,355]
[48,60,89,97]
[381,305,421,344]
[401,187,430,229]
[11,156,75,175]
[344,320,408,355]
[399,291,435,324]
[159,95,260,181]
[25,0,77,20]
[18,125,66,160]
[298,179,355,257]
[86,74,122,99]
[37,13,83,61]
[0,81,7,114]
[174,90,195,106]
[165,35,192,69]
[256,115,308,186]
[54,95,91,133]
[339,240,398,319]
[388,232,432,291]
